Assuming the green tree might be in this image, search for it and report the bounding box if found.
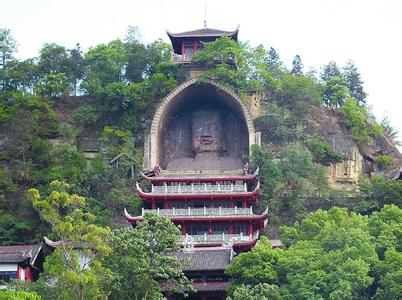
[0,28,17,60]
[38,43,70,75]
[0,28,18,90]
[290,54,303,75]
[2,58,39,93]
[82,40,126,94]
[251,144,329,224]
[280,207,378,299]
[280,73,322,106]
[374,248,402,299]
[343,61,367,105]
[320,61,341,82]
[28,180,112,300]
[105,213,193,299]
[225,237,282,290]
[227,283,281,300]
[340,97,370,142]
[0,290,40,300]
[266,47,283,77]
[307,137,345,164]
[35,73,69,97]
[68,43,85,95]
[322,75,350,107]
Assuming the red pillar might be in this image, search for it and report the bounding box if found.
[208,221,213,235]
[242,198,247,208]
[229,222,233,236]
[151,199,156,209]
[248,222,253,236]
[25,266,33,281]
[230,197,234,208]
[181,223,187,235]
[163,199,168,209]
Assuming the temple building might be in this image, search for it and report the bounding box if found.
[0,244,44,284]
[125,26,267,299]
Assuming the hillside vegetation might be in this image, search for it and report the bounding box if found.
[0,26,401,299]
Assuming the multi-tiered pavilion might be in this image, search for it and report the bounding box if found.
[125,26,266,300]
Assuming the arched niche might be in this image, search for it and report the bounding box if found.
[145,79,258,170]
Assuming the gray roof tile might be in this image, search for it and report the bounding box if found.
[0,244,42,264]
[175,247,232,271]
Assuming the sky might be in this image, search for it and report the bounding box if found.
[1,0,401,145]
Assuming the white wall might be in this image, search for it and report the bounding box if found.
[0,264,17,272]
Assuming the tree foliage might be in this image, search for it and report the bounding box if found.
[251,144,329,224]
[105,213,193,299]
[227,206,402,299]
[28,181,112,300]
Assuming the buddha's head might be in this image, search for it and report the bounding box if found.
[192,110,223,153]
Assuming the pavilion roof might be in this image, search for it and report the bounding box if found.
[0,244,42,264]
[175,246,233,271]
[167,27,239,54]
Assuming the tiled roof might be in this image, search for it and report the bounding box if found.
[175,247,233,271]
[167,27,238,38]
[0,244,42,264]
[167,27,239,54]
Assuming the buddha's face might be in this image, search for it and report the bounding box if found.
[192,110,223,153]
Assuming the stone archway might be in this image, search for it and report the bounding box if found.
[144,78,259,170]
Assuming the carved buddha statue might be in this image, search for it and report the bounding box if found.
[191,110,224,154]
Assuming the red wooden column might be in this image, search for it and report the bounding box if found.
[25,266,33,281]
[229,197,234,208]
[208,221,213,236]
[229,221,233,237]
[151,199,156,209]
[242,198,247,208]
[248,221,253,238]
[163,199,168,209]
[181,223,187,235]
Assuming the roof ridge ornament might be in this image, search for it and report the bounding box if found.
[204,2,207,28]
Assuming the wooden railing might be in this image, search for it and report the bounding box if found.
[142,206,254,217]
[151,182,248,194]
[180,231,259,244]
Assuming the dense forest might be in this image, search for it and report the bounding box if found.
[0,26,401,299]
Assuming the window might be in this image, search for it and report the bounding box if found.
[206,276,225,282]
[189,275,203,283]
[233,225,248,235]
[0,271,17,282]
[187,226,208,235]
[213,225,229,234]
[184,46,193,61]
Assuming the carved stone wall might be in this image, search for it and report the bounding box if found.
[145,79,259,170]
[160,107,248,169]
[248,93,261,119]
[326,146,363,191]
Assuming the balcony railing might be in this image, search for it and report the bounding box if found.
[150,182,249,195]
[142,206,254,217]
[180,231,259,244]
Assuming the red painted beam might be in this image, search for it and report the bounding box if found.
[137,189,259,201]
[141,173,258,183]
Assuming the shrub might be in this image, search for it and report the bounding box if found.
[73,104,97,126]
[307,137,345,165]
[376,154,395,170]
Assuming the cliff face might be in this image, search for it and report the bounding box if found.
[253,102,402,191]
